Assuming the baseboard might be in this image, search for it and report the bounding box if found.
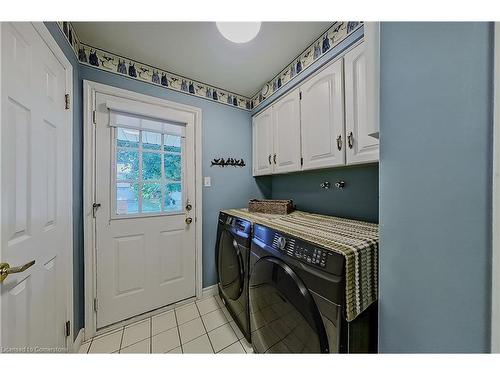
[73,328,85,353]
[201,284,218,299]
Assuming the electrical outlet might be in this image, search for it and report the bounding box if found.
[204,176,211,187]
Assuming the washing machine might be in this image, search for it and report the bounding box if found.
[249,223,377,353]
[215,211,251,341]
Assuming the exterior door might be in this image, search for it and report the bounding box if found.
[252,107,273,176]
[272,89,302,174]
[300,58,345,170]
[344,42,379,165]
[1,23,71,352]
[94,92,196,328]
[249,257,329,353]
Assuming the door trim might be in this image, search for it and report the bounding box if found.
[492,22,500,353]
[83,80,203,340]
[33,22,74,351]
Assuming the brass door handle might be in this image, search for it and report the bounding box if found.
[0,260,35,282]
[185,217,193,225]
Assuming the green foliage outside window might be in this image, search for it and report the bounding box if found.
[117,132,182,204]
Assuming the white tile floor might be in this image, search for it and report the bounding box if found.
[79,294,253,354]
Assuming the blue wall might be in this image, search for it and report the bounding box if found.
[270,164,379,223]
[378,22,493,353]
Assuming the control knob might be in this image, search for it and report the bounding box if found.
[276,236,287,251]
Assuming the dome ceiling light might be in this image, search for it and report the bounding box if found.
[216,22,262,44]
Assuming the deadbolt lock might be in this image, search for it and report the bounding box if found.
[186,203,192,211]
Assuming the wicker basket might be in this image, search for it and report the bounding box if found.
[248,199,294,215]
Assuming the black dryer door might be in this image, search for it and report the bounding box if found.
[249,256,329,353]
[217,229,245,301]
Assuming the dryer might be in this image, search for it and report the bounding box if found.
[215,211,251,341]
[249,223,377,353]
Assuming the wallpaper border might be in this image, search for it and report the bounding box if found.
[57,22,362,111]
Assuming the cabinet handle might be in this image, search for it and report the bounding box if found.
[347,131,354,149]
[273,154,277,164]
[336,135,342,151]
[268,154,272,165]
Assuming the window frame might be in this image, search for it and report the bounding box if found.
[111,126,185,219]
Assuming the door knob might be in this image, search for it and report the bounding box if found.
[185,217,193,225]
[0,260,35,282]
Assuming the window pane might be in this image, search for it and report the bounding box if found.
[116,182,139,214]
[117,127,139,148]
[165,183,182,212]
[142,152,162,181]
[165,153,182,181]
[142,183,162,213]
[164,135,182,153]
[117,150,139,180]
[142,131,162,150]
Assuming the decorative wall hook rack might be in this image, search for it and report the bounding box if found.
[211,158,246,168]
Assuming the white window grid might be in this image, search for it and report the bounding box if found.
[112,127,185,217]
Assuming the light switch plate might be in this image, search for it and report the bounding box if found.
[204,176,211,187]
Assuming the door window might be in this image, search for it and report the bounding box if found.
[115,126,183,216]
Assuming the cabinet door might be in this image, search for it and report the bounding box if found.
[344,42,379,165]
[300,58,345,170]
[252,107,274,176]
[272,88,302,174]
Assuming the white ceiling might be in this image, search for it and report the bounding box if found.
[72,22,332,97]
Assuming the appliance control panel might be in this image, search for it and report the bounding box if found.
[271,233,343,274]
[225,215,251,236]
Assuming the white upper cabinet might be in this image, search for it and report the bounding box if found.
[252,106,273,176]
[300,58,345,170]
[251,35,380,175]
[272,88,301,174]
[344,42,379,165]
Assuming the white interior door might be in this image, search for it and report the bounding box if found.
[272,88,302,174]
[252,107,274,176]
[94,92,196,329]
[300,58,345,170]
[344,42,379,165]
[1,23,71,351]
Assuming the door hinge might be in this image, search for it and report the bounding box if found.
[299,92,302,100]
[65,320,71,337]
[92,110,96,125]
[93,298,99,312]
[65,94,70,110]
